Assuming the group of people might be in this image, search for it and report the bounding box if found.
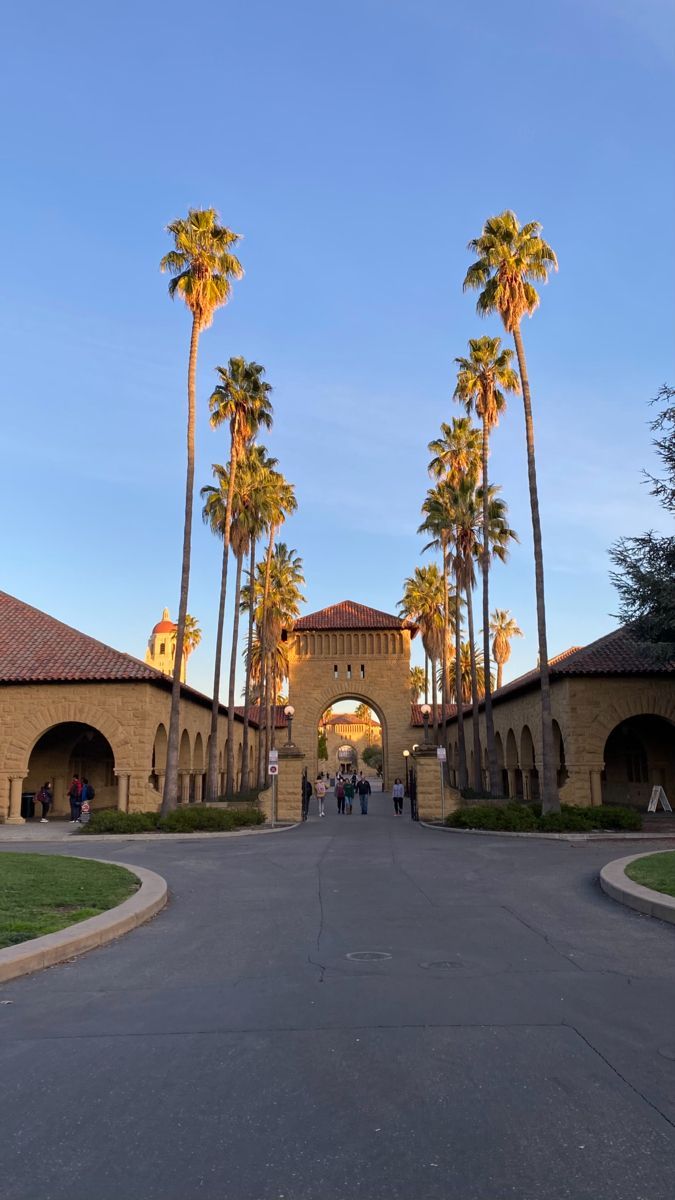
[31,775,95,823]
[302,771,409,819]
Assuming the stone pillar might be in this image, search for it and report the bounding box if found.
[522,769,532,801]
[507,769,518,799]
[179,771,190,804]
[116,772,129,813]
[194,774,203,804]
[413,747,460,822]
[7,775,26,825]
[276,744,305,823]
[558,761,604,808]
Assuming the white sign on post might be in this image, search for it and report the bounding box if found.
[647,785,672,813]
[436,746,447,762]
[268,763,279,776]
[268,749,279,764]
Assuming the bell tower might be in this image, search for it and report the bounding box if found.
[145,607,185,682]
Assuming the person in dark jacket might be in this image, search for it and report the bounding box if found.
[36,781,53,823]
[356,776,371,814]
[67,775,81,823]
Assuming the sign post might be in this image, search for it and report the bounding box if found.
[436,746,447,823]
[268,750,279,826]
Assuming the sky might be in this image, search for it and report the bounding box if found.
[1,0,673,701]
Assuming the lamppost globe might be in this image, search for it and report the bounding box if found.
[419,703,431,745]
[283,704,295,746]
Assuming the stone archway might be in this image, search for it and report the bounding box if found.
[602,714,675,808]
[310,690,391,786]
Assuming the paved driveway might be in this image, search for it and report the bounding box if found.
[1,792,674,1199]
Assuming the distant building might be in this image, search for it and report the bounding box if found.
[320,711,382,777]
[145,607,185,683]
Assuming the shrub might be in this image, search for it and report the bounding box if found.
[83,806,265,835]
[445,801,643,833]
[448,803,538,831]
[83,810,158,834]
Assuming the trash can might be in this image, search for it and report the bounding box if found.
[21,792,36,820]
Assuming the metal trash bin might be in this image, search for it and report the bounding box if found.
[21,792,36,820]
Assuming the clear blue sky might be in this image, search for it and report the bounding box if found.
[1,0,673,699]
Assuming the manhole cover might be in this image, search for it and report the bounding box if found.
[420,960,463,970]
[346,951,392,962]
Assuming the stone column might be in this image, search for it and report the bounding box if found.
[522,769,532,801]
[413,746,459,822]
[276,744,305,823]
[590,768,603,808]
[6,775,26,825]
[179,771,190,804]
[116,772,129,813]
[507,769,518,799]
[194,774,203,804]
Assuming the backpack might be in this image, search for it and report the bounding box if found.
[87,784,95,800]
[336,784,345,800]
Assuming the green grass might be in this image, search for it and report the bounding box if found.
[625,851,675,898]
[0,854,138,949]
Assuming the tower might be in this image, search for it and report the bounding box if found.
[145,608,185,682]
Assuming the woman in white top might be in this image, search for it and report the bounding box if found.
[392,778,405,816]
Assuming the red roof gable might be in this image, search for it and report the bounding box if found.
[293,600,416,632]
[0,591,161,684]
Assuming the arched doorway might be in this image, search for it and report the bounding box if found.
[316,698,386,786]
[24,722,116,818]
[602,715,675,808]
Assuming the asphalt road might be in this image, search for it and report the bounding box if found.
[1,792,675,1200]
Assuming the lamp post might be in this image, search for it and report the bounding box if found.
[284,704,295,746]
[403,749,410,795]
[420,703,431,746]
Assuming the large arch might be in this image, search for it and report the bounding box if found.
[1,697,134,776]
[299,688,392,787]
[22,721,117,817]
[602,714,675,808]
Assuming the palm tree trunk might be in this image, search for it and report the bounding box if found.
[441,540,449,744]
[271,662,278,749]
[258,524,276,786]
[513,325,559,814]
[225,548,244,798]
[240,541,256,792]
[465,582,483,792]
[430,655,438,741]
[424,652,429,704]
[497,661,503,691]
[454,578,468,790]
[481,415,501,798]
[162,315,199,815]
[206,449,238,803]
[264,652,272,768]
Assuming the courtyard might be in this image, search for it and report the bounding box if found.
[1,797,674,1199]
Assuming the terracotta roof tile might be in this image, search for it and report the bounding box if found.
[293,600,416,632]
[0,591,161,684]
[411,702,457,726]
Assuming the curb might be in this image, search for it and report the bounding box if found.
[0,823,300,845]
[419,820,675,844]
[599,851,675,925]
[0,860,168,984]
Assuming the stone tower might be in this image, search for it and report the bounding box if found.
[145,608,185,682]
[285,600,417,788]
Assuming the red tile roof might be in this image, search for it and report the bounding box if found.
[233,705,288,729]
[411,702,457,726]
[0,591,161,683]
[293,600,416,632]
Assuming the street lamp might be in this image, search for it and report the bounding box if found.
[420,702,431,745]
[284,704,295,746]
[402,748,410,794]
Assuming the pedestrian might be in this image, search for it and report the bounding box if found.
[302,776,313,820]
[336,778,346,814]
[392,778,404,816]
[67,774,81,823]
[78,777,95,823]
[357,775,371,814]
[315,773,326,818]
[36,780,52,823]
[344,778,355,814]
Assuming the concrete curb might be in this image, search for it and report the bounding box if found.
[0,823,300,845]
[0,860,168,984]
[599,851,675,925]
[419,820,675,844]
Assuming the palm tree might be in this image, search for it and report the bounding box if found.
[354,703,375,745]
[239,454,278,792]
[159,208,243,814]
[171,614,201,681]
[204,358,273,801]
[464,210,559,812]
[257,475,297,784]
[455,336,519,796]
[490,609,523,690]
[444,642,491,705]
[418,487,461,740]
[409,665,425,702]
[399,565,444,737]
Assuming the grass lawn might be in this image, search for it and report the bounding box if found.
[0,854,139,949]
[625,851,675,898]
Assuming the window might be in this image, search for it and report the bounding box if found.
[160,642,166,655]
[360,664,365,679]
[334,664,338,679]
[347,664,352,679]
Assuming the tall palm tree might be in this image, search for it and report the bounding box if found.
[428,418,481,788]
[257,475,297,784]
[455,336,519,796]
[418,487,460,737]
[239,454,278,792]
[409,665,426,702]
[204,358,273,801]
[464,210,559,812]
[159,208,243,814]
[490,609,524,690]
[444,642,491,705]
[171,614,201,681]
[399,565,444,738]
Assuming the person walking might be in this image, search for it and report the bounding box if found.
[344,778,355,814]
[36,781,52,822]
[302,775,313,820]
[357,775,371,814]
[67,774,81,823]
[392,778,404,816]
[315,773,327,818]
[336,779,346,814]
